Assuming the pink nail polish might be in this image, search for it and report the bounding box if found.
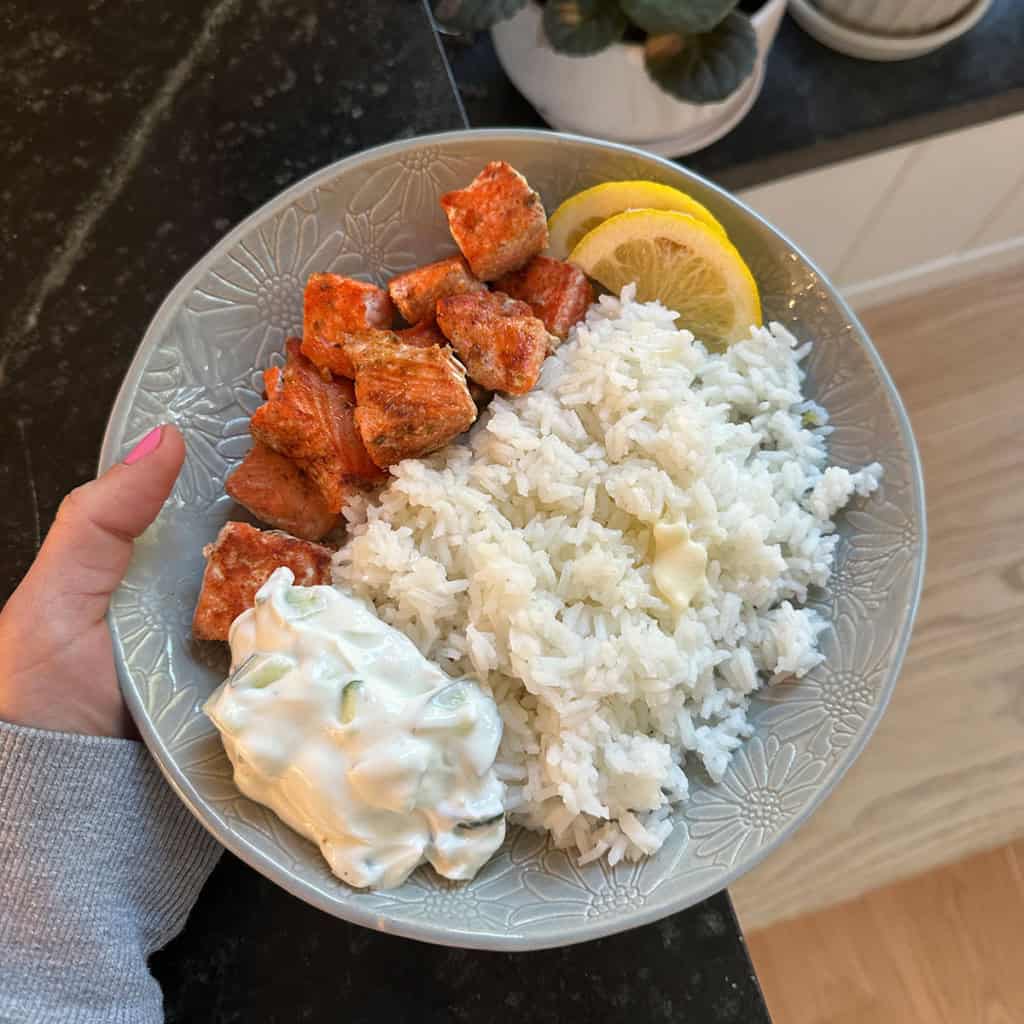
[124,426,164,465]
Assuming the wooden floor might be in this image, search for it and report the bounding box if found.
[730,264,1024,930]
[747,840,1024,1024]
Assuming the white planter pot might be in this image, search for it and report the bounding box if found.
[814,0,975,35]
[491,0,787,157]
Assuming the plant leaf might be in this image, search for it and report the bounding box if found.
[432,0,527,33]
[543,0,628,55]
[644,12,757,104]
[623,0,738,35]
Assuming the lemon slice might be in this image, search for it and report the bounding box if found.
[548,180,727,259]
[569,209,761,347]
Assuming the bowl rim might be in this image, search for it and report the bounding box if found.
[101,127,926,951]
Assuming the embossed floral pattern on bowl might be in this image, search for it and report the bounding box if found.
[101,129,925,951]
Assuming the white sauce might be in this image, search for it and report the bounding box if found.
[652,522,707,611]
[204,567,505,890]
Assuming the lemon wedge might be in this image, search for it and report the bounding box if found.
[569,209,761,347]
[548,180,727,259]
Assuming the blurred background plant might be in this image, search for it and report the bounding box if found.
[432,0,762,103]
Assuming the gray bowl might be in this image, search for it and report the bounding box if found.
[101,129,925,950]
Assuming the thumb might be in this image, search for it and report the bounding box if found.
[19,424,186,626]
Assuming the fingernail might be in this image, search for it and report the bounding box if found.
[124,426,164,465]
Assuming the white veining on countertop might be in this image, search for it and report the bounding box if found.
[0,0,243,389]
[16,418,41,551]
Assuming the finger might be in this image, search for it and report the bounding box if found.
[17,425,186,625]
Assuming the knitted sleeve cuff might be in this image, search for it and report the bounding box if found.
[0,720,222,1024]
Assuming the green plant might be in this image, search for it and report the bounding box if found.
[433,0,758,104]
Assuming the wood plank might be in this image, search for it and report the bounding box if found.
[746,840,1024,1024]
[731,263,1024,930]
[973,170,1024,248]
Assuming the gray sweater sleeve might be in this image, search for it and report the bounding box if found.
[0,720,222,1023]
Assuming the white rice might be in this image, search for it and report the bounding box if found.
[333,286,881,865]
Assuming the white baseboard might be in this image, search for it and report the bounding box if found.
[841,234,1024,311]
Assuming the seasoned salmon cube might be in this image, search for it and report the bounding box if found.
[225,442,338,542]
[300,329,373,380]
[397,321,448,348]
[263,366,282,399]
[193,521,333,642]
[299,333,358,382]
[304,272,393,334]
[387,256,486,325]
[301,273,393,378]
[302,323,443,383]
[435,290,554,396]
[300,331,358,380]
[250,339,386,512]
[440,162,548,281]
[494,256,593,341]
[347,337,477,469]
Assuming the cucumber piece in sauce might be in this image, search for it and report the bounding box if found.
[416,682,476,735]
[455,812,505,831]
[431,682,469,710]
[284,587,327,620]
[228,653,295,690]
[340,680,364,724]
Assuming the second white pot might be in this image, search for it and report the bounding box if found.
[790,0,992,60]
[814,0,976,34]
[490,0,787,157]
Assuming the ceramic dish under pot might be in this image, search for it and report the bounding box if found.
[792,0,992,60]
[814,0,976,34]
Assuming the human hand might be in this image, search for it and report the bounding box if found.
[0,425,185,739]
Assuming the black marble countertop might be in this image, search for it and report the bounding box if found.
[443,0,1024,189]
[1,1,769,1020]
[152,853,770,1023]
